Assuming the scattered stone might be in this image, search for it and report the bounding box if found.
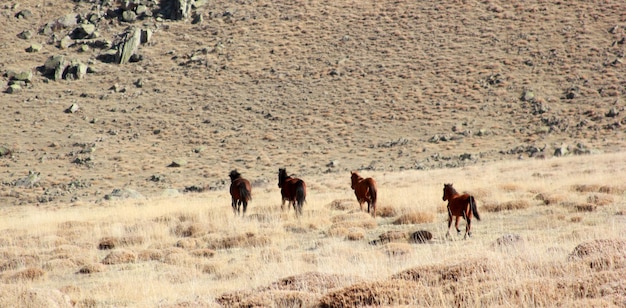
[104,188,145,200]
[168,159,187,167]
[17,29,33,40]
[15,171,41,188]
[15,9,33,19]
[57,14,78,28]
[122,10,137,22]
[553,144,569,157]
[59,35,73,49]
[0,146,12,157]
[192,12,203,24]
[521,90,534,102]
[606,107,619,118]
[115,28,142,64]
[6,84,21,94]
[65,104,79,114]
[26,43,43,52]
[140,29,152,44]
[71,23,96,39]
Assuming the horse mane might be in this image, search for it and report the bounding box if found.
[229,170,242,182]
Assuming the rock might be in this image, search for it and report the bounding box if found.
[554,144,569,157]
[161,189,181,197]
[115,28,142,64]
[43,55,68,80]
[521,90,534,102]
[17,30,33,40]
[15,9,33,19]
[59,36,73,49]
[26,43,43,52]
[192,12,203,24]
[71,23,96,39]
[57,14,78,28]
[122,10,137,22]
[606,107,619,118]
[135,5,148,16]
[0,146,11,157]
[162,0,194,20]
[6,84,22,94]
[140,29,152,44]
[12,70,33,82]
[168,159,187,167]
[65,104,79,113]
[104,188,145,201]
[15,171,41,188]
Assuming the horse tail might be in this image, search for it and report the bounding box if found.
[470,196,480,221]
[369,180,377,208]
[295,180,306,206]
[239,184,251,202]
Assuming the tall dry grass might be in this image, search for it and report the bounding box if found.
[0,153,625,307]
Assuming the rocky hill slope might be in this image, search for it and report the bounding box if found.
[1,0,625,205]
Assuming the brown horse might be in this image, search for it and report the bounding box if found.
[350,171,378,217]
[229,170,251,215]
[442,183,480,239]
[278,168,306,216]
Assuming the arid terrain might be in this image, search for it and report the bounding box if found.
[0,0,625,307]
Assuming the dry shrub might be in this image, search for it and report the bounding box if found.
[346,229,365,241]
[173,222,207,237]
[3,267,46,282]
[376,205,397,218]
[392,258,491,285]
[326,226,349,238]
[0,255,40,272]
[265,272,363,293]
[535,193,568,205]
[561,269,626,304]
[175,238,200,249]
[587,194,613,206]
[97,237,118,250]
[572,184,602,193]
[568,239,626,270]
[15,288,72,308]
[137,249,163,261]
[574,203,596,212]
[318,279,428,307]
[162,251,195,266]
[326,199,355,211]
[158,299,217,308]
[570,216,583,222]
[492,234,525,252]
[392,211,434,225]
[43,259,76,271]
[240,290,320,308]
[482,200,530,212]
[409,230,433,243]
[101,250,137,265]
[499,183,521,192]
[383,243,413,257]
[119,235,145,246]
[77,263,105,274]
[331,211,373,223]
[378,230,408,242]
[204,232,271,250]
[189,249,216,258]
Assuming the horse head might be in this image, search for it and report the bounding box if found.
[278,168,288,188]
[229,170,241,182]
[350,171,361,189]
[443,183,454,201]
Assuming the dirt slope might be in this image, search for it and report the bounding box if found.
[1,0,625,205]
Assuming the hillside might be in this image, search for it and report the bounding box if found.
[1,0,625,205]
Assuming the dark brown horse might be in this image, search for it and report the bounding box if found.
[442,183,480,239]
[278,168,306,216]
[229,170,251,215]
[351,171,378,217]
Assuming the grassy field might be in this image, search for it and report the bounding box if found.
[0,152,624,307]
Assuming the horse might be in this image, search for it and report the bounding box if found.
[229,170,251,215]
[350,171,378,217]
[278,168,306,216]
[442,183,480,239]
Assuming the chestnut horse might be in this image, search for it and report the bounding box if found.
[229,170,251,215]
[350,171,378,217]
[278,168,306,216]
[442,183,480,239]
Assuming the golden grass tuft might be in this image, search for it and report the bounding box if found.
[2,267,46,282]
[204,232,271,250]
[382,243,413,257]
[392,211,435,225]
[375,205,398,218]
[568,239,626,270]
[318,279,428,307]
[77,263,106,274]
[482,200,531,212]
[101,250,137,265]
[326,199,355,211]
[587,194,614,206]
[346,229,366,241]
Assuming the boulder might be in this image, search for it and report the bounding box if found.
[115,28,142,64]
[43,55,68,80]
[6,84,21,94]
[26,43,43,52]
[17,30,33,40]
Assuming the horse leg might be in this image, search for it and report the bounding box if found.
[446,214,453,238]
[232,199,238,215]
[455,216,461,234]
[242,200,248,215]
[465,216,472,239]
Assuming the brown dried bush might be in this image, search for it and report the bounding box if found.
[482,200,530,212]
[3,267,46,282]
[376,205,398,218]
[382,243,413,257]
[318,279,429,307]
[568,239,626,270]
[204,232,271,250]
[392,211,435,225]
[77,263,105,274]
[326,199,355,211]
[101,250,137,265]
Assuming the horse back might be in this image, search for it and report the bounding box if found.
[230,178,251,200]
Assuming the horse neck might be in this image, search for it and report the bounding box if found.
[445,187,459,198]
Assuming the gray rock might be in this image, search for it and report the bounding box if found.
[15,9,33,19]
[43,55,68,80]
[104,188,145,201]
[6,84,21,94]
[17,30,33,40]
[0,146,11,157]
[140,29,152,44]
[553,144,569,157]
[115,28,142,64]
[15,171,41,188]
[122,10,137,22]
[521,90,535,102]
[13,70,33,82]
[59,35,73,49]
[168,159,187,167]
[57,14,78,28]
[26,43,43,52]
[65,104,79,113]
